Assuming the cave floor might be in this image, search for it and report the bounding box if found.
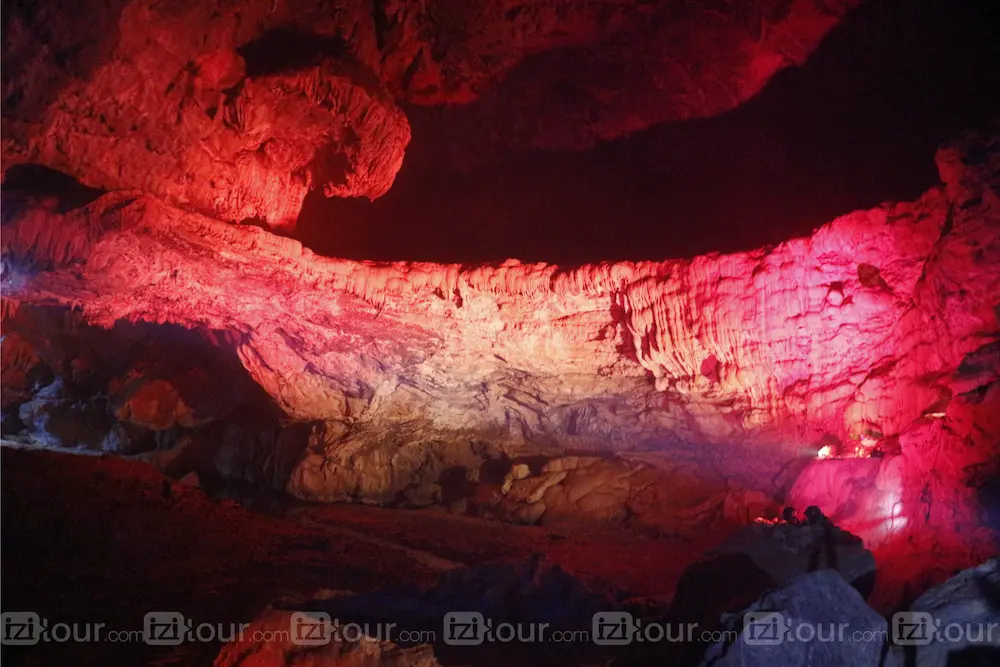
[1,446,731,666]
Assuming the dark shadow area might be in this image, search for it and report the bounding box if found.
[1,163,104,213]
[288,555,628,667]
[1,0,126,118]
[295,0,1000,263]
[946,647,1000,667]
[237,28,346,78]
[1,303,284,457]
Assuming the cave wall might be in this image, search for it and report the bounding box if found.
[3,128,998,548]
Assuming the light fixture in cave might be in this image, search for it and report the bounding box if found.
[813,441,880,460]
[854,435,879,458]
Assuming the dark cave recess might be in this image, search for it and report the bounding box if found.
[293,0,1000,265]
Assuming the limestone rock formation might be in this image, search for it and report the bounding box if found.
[2,125,998,562]
[16,378,113,450]
[660,518,874,666]
[498,454,766,533]
[699,570,891,667]
[2,0,858,227]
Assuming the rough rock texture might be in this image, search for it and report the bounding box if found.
[2,0,857,227]
[2,129,999,557]
[3,41,409,229]
[497,453,773,533]
[0,301,282,460]
[400,0,861,163]
[16,378,113,450]
[0,329,51,408]
[699,570,891,667]
[646,520,875,666]
[889,558,1000,667]
[788,375,1000,605]
[707,521,876,594]
[215,556,616,667]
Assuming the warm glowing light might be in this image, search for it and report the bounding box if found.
[817,445,833,459]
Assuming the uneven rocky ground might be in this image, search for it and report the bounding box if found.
[5,442,993,666]
[2,445,743,666]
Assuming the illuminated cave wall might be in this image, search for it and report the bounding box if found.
[3,129,999,551]
[1,0,999,568]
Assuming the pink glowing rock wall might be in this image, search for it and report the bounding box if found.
[2,127,998,553]
[3,131,997,446]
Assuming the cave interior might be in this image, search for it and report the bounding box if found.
[1,0,999,666]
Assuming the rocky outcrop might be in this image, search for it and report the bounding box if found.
[888,558,1000,667]
[215,556,616,667]
[16,378,113,450]
[286,439,776,531]
[3,40,409,230]
[0,301,282,459]
[699,570,891,667]
[497,454,773,532]
[707,521,875,594]
[2,0,858,227]
[659,518,874,666]
[288,420,503,506]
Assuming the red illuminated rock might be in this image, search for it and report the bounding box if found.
[0,330,49,408]
[2,0,857,225]
[2,47,409,230]
[2,130,998,556]
[109,376,201,431]
[214,608,444,667]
